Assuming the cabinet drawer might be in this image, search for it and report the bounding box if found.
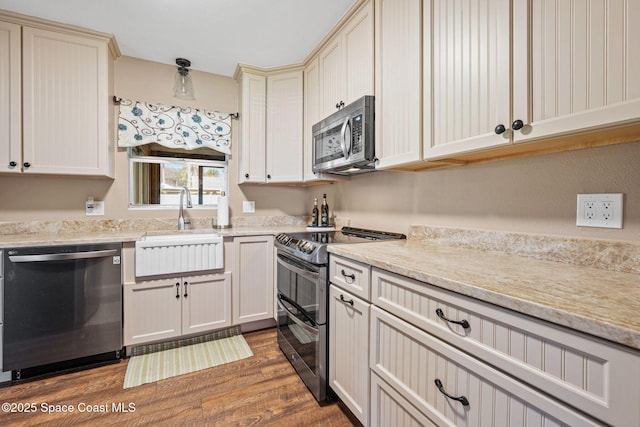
[371,372,436,427]
[371,268,640,426]
[371,307,600,426]
[329,255,370,301]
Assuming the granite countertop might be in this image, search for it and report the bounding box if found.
[328,239,640,351]
[0,225,308,249]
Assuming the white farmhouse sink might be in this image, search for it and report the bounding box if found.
[135,233,223,277]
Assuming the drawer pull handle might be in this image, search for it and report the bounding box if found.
[340,294,354,306]
[340,269,356,282]
[435,379,470,407]
[183,281,188,298]
[176,282,180,299]
[436,308,470,329]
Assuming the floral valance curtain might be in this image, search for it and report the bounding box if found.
[117,98,232,155]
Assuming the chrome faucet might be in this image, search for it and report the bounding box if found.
[178,187,192,230]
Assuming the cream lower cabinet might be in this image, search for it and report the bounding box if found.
[329,255,372,425]
[329,285,370,426]
[370,307,600,427]
[124,272,231,346]
[232,235,274,325]
[370,267,640,427]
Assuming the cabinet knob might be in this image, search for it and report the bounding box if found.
[23,162,31,168]
[494,124,506,135]
[267,174,271,179]
[336,100,345,110]
[244,173,249,179]
[9,161,17,168]
[512,119,524,131]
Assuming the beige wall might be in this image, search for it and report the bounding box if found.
[1,55,638,243]
[308,141,640,242]
[0,56,307,223]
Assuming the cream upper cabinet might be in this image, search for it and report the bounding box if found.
[303,57,321,182]
[266,70,303,183]
[512,0,640,143]
[237,68,267,183]
[374,0,423,169]
[0,21,21,174]
[422,0,512,160]
[423,0,640,161]
[236,66,303,184]
[0,15,118,177]
[318,0,374,119]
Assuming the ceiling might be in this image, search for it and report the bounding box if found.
[0,0,356,77]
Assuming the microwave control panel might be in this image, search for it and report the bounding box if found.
[351,114,363,154]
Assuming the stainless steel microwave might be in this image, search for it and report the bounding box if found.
[312,95,375,175]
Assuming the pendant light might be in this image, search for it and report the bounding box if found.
[173,58,195,100]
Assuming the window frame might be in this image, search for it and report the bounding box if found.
[128,150,229,210]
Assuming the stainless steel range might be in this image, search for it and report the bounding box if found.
[274,226,405,402]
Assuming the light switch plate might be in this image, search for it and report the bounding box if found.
[576,193,623,228]
[242,201,255,213]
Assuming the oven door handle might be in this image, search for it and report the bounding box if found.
[277,254,320,281]
[8,249,119,263]
[277,293,320,332]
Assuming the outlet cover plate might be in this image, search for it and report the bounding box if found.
[242,201,255,213]
[576,193,623,229]
[86,200,105,216]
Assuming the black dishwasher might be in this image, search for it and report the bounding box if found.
[3,243,123,380]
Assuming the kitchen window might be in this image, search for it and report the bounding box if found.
[128,144,228,208]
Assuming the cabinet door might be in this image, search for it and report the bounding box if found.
[182,272,232,335]
[329,285,370,426]
[266,70,303,183]
[238,70,266,183]
[343,0,374,104]
[512,0,640,143]
[303,57,321,182]
[123,278,182,346]
[22,27,111,176]
[232,235,274,324]
[375,0,423,169]
[318,36,345,118]
[0,21,21,174]
[423,0,512,161]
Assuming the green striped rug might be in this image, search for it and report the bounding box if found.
[123,330,253,389]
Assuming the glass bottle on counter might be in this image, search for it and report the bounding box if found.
[311,198,319,226]
[320,194,329,226]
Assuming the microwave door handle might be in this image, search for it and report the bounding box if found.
[340,116,351,160]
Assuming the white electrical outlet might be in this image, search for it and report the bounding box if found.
[242,201,255,213]
[576,193,623,229]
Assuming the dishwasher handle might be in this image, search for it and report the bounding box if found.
[8,249,119,263]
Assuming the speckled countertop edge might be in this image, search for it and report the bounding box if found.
[328,240,640,351]
[0,225,308,249]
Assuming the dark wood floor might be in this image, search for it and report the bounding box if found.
[0,328,358,426]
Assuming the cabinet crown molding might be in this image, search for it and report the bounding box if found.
[0,8,121,59]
